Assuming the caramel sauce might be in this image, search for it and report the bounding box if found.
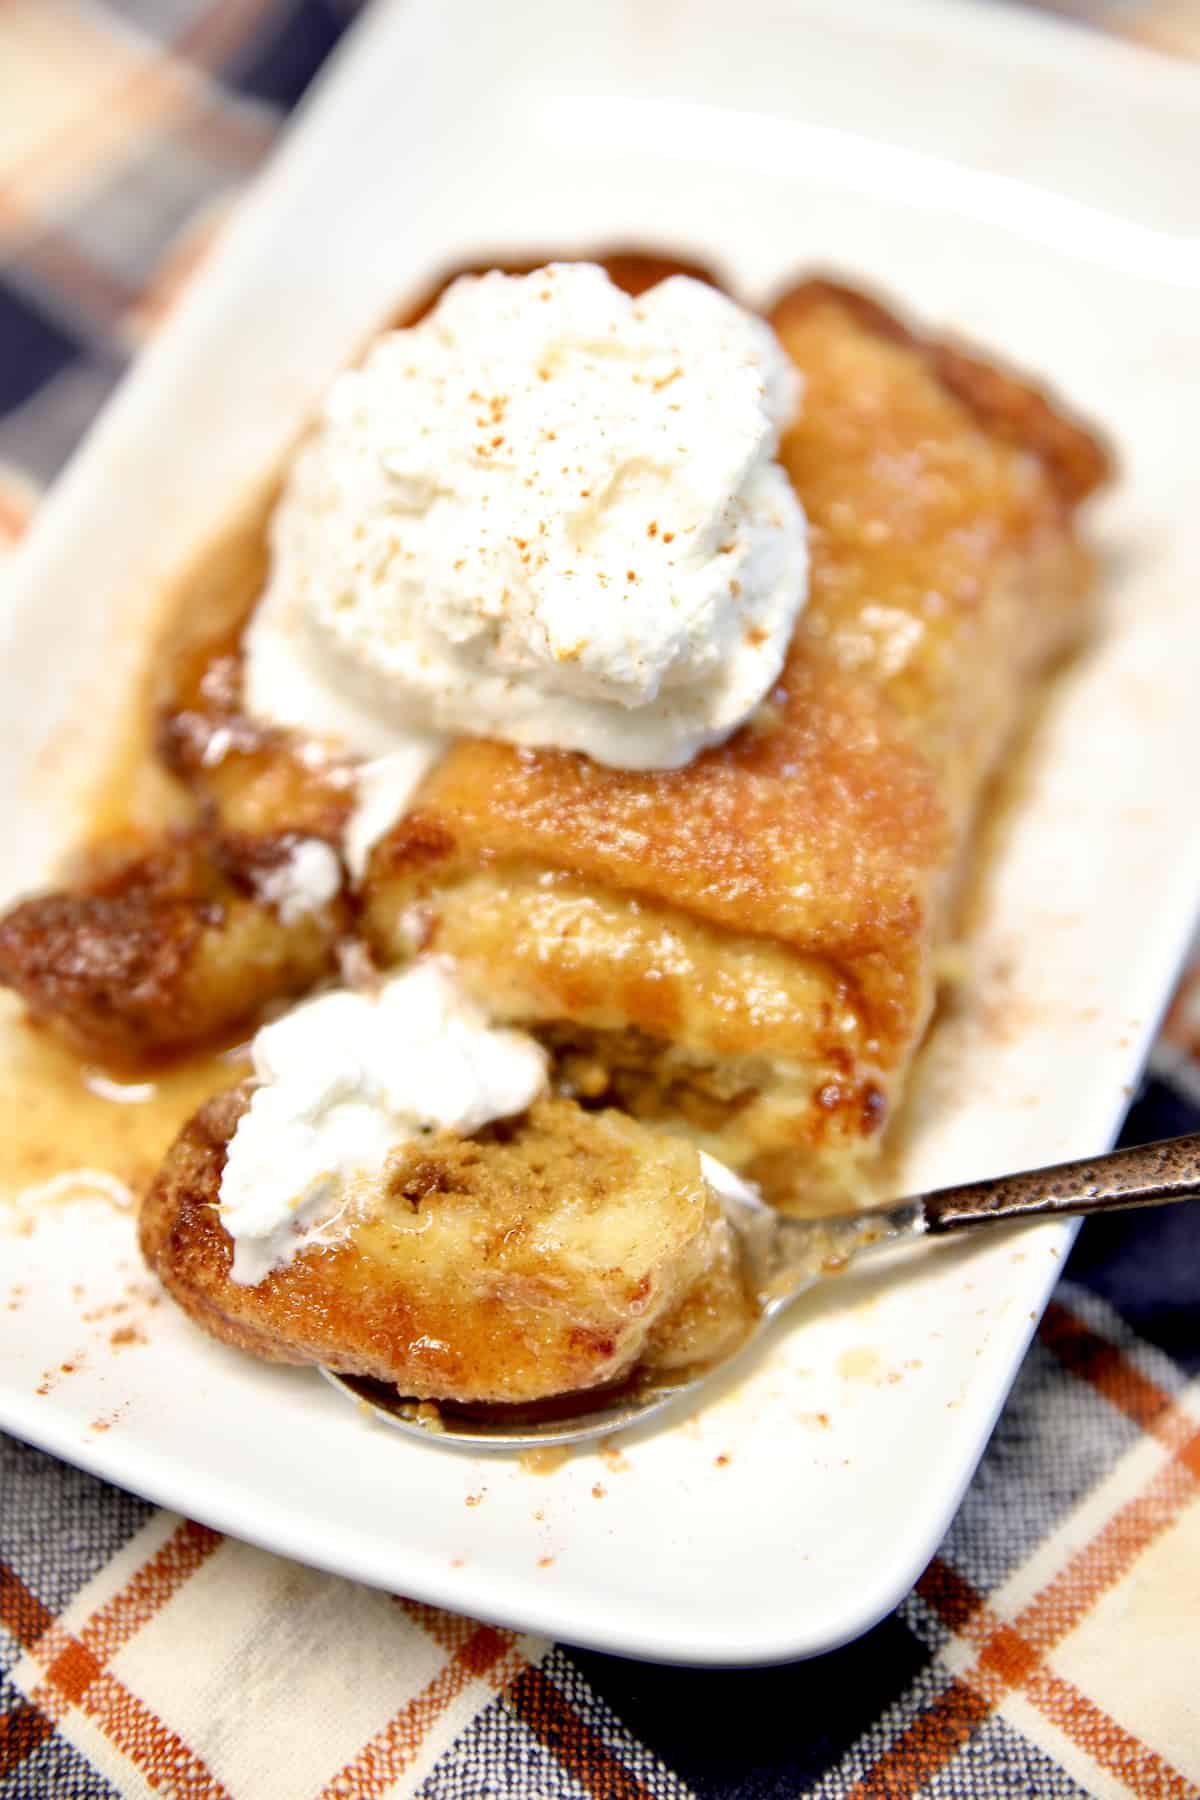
[84,717,194,850]
[60,599,197,869]
[519,1447,574,1476]
[0,1001,246,1206]
[3,601,239,1214]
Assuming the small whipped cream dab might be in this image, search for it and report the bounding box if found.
[243,262,809,865]
[341,746,444,881]
[217,959,549,1285]
[251,837,342,925]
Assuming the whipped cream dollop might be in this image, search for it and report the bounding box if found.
[244,261,808,789]
[218,959,548,1285]
[251,837,342,925]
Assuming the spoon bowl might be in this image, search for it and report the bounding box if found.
[321,1131,1200,1450]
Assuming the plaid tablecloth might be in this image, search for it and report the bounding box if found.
[2,2,1198,1795]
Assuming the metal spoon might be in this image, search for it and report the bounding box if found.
[320,1131,1200,1451]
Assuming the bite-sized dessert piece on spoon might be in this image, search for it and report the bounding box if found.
[329,1131,1200,1449]
[139,959,756,1405]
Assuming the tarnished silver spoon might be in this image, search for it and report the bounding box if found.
[320,1131,1200,1451]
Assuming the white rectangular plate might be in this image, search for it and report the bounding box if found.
[2,0,1198,1666]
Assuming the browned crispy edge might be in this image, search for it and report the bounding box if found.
[0,828,349,1062]
[137,1084,306,1363]
[768,275,1112,509]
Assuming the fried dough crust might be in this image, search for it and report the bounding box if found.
[151,498,353,839]
[0,830,347,1060]
[358,267,1108,1195]
[139,1091,755,1403]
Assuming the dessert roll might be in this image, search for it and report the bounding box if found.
[141,1089,755,1405]
[360,273,1109,1210]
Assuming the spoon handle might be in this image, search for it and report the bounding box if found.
[921,1132,1200,1235]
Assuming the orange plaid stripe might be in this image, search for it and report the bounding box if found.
[0,470,35,545]
[504,1664,663,1800]
[0,0,279,244]
[0,1565,57,1778]
[399,1598,663,1799]
[317,1619,524,1799]
[14,226,140,330]
[845,1300,1200,1798]
[0,1699,54,1782]
[126,197,232,342]
[309,1592,667,1798]
[1,1520,226,1792]
[1123,2,1200,58]
[76,1514,227,1662]
[179,90,275,169]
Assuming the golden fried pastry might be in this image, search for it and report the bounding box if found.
[151,503,353,841]
[140,1092,755,1403]
[0,828,347,1060]
[359,270,1109,1209]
